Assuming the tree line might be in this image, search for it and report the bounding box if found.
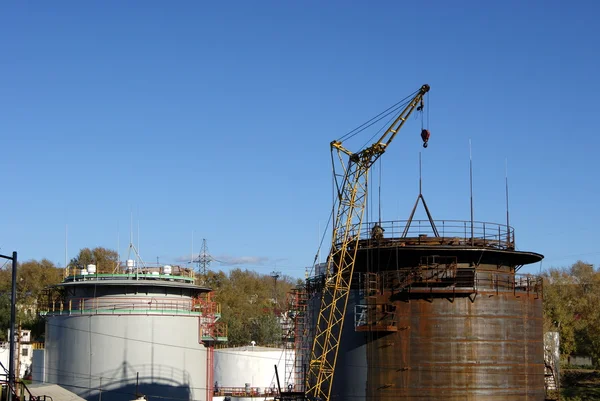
[0,247,298,346]
[542,261,600,366]
[1,247,598,362]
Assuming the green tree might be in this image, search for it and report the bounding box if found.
[70,247,119,273]
[543,261,600,366]
[0,293,11,341]
[205,268,295,346]
[0,259,63,340]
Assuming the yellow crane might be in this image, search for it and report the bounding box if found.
[305,84,431,401]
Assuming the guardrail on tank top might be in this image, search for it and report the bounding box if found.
[335,220,515,250]
[40,295,221,317]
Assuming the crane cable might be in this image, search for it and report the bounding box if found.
[314,90,420,277]
[337,89,420,143]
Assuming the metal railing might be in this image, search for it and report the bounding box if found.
[214,385,279,397]
[64,263,196,280]
[63,271,196,284]
[0,360,44,401]
[40,296,221,317]
[336,220,515,250]
[378,269,542,295]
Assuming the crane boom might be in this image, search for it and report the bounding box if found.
[305,84,430,401]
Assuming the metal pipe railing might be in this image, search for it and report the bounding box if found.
[336,219,516,250]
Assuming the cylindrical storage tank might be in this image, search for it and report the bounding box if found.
[163,265,172,275]
[126,259,136,271]
[44,279,214,401]
[87,264,96,274]
[307,220,545,401]
[214,346,290,390]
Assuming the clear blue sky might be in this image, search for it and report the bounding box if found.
[1,1,598,277]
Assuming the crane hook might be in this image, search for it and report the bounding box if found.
[420,129,430,148]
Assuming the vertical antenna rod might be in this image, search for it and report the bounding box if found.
[130,210,133,249]
[469,139,474,246]
[505,158,511,246]
[65,224,68,270]
[117,225,120,273]
[137,207,140,260]
[191,231,195,267]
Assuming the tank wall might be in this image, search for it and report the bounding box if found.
[308,286,544,401]
[214,348,289,390]
[45,314,207,401]
[370,292,544,400]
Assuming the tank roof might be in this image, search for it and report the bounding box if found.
[348,219,543,270]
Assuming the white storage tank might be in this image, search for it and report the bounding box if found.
[214,346,292,390]
[163,265,172,275]
[42,273,220,401]
[87,264,97,274]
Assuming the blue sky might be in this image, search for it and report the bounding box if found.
[1,1,598,277]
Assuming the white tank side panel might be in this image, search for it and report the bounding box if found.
[214,349,288,390]
[45,315,207,401]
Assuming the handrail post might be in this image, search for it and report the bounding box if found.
[498,225,501,248]
[483,223,486,246]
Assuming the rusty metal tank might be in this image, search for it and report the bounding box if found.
[306,219,544,401]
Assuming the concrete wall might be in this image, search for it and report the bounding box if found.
[566,355,593,367]
[32,349,45,383]
[0,344,8,372]
[45,314,207,401]
[0,339,34,379]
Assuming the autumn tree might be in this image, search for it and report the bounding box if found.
[0,259,63,340]
[543,261,600,366]
[70,247,119,273]
[203,268,296,346]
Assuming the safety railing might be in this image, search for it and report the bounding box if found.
[336,220,515,250]
[214,385,279,397]
[378,269,542,295]
[63,271,196,284]
[354,304,398,332]
[41,295,222,317]
[199,320,228,341]
[0,361,42,401]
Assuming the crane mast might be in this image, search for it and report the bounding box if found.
[305,84,431,401]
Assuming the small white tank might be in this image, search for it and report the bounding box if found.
[87,264,97,274]
[151,271,160,276]
[126,259,136,271]
[81,269,89,276]
[163,265,172,275]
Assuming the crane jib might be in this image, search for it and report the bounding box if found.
[305,84,430,401]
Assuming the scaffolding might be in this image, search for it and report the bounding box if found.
[283,287,310,392]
